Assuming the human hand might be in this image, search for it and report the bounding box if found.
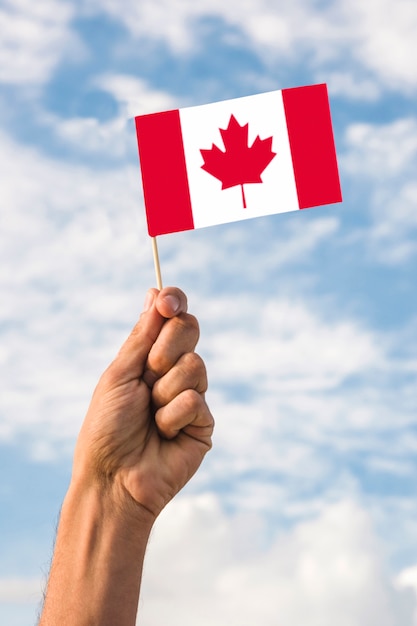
[72,287,214,521]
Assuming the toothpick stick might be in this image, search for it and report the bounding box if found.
[151,237,163,290]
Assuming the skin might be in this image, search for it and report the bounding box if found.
[38,287,214,626]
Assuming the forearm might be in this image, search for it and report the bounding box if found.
[37,288,214,624]
[39,478,154,626]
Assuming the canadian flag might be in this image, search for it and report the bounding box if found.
[135,83,342,237]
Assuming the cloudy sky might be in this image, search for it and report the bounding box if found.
[1,0,417,624]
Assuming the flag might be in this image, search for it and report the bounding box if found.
[135,83,342,237]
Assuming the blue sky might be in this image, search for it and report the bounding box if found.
[1,0,417,624]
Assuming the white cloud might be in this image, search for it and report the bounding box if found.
[40,75,176,156]
[397,566,417,624]
[326,71,381,101]
[140,495,416,626]
[199,294,381,393]
[81,0,417,92]
[343,117,417,262]
[0,0,80,85]
[0,577,42,604]
[160,216,340,283]
[343,0,417,91]
[47,115,135,158]
[94,74,176,118]
[344,119,417,179]
[0,129,153,451]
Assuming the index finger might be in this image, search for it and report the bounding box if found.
[105,287,189,384]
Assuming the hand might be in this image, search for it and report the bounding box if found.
[72,287,214,521]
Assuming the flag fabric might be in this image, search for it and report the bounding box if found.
[135,83,342,237]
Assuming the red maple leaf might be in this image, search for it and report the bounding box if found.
[200,114,276,209]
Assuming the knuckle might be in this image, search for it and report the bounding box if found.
[155,410,176,438]
[181,350,204,370]
[181,388,201,412]
[180,352,208,392]
[180,388,209,420]
[176,313,200,339]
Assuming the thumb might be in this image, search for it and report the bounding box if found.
[109,287,188,383]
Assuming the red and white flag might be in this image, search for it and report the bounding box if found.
[135,83,342,237]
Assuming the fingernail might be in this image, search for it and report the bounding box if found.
[163,294,181,314]
[143,290,155,312]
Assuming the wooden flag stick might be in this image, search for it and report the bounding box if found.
[151,237,163,290]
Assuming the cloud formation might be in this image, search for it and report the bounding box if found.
[343,117,417,262]
[0,0,78,85]
[141,495,416,626]
[82,0,417,91]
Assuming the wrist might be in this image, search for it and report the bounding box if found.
[61,475,157,553]
[70,455,158,529]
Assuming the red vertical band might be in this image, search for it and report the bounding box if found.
[135,110,194,236]
[282,84,342,209]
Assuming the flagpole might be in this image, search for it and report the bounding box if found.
[151,237,163,290]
